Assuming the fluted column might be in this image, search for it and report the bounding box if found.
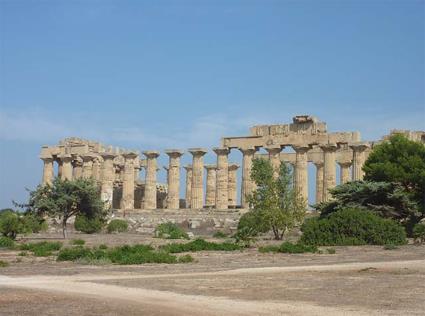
[314,162,324,203]
[73,157,83,179]
[60,154,73,181]
[165,149,184,210]
[134,158,141,182]
[350,143,370,181]
[57,159,63,179]
[82,154,94,179]
[120,152,137,210]
[184,165,193,208]
[339,162,351,184]
[266,146,282,178]
[321,144,338,202]
[189,148,207,209]
[100,153,116,208]
[92,156,101,181]
[293,145,310,204]
[213,147,230,210]
[239,147,257,209]
[41,156,54,185]
[204,165,217,207]
[143,151,159,210]
[228,163,239,208]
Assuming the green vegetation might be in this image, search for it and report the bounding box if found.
[107,219,129,233]
[212,231,228,238]
[74,214,104,234]
[70,239,85,246]
[0,260,9,267]
[20,241,63,257]
[0,236,15,249]
[238,159,306,241]
[0,210,48,240]
[154,222,189,239]
[259,242,318,254]
[301,208,407,246]
[326,248,336,254]
[20,178,106,238]
[413,223,425,243]
[383,244,398,250]
[57,243,194,265]
[161,238,241,253]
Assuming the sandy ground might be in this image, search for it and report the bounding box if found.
[1,233,424,315]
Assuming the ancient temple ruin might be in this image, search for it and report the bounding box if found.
[39,116,425,211]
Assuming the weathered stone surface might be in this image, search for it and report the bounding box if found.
[213,147,230,210]
[188,148,207,209]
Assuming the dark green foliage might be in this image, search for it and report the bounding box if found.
[413,223,425,243]
[154,222,189,239]
[99,244,108,250]
[0,236,15,249]
[0,210,22,239]
[57,246,98,261]
[21,213,48,234]
[0,260,9,267]
[326,248,336,254]
[212,231,228,238]
[70,239,85,246]
[107,219,128,233]
[20,241,63,257]
[178,254,194,263]
[301,208,407,246]
[259,242,318,254]
[363,134,425,215]
[161,238,241,253]
[74,214,104,234]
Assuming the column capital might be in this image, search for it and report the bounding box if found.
[100,152,116,161]
[183,164,193,171]
[292,145,311,154]
[189,148,208,156]
[338,161,352,168]
[165,149,184,157]
[143,150,160,159]
[238,147,257,155]
[313,161,324,167]
[204,164,217,170]
[123,152,138,160]
[265,146,282,154]
[213,147,230,155]
[40,155,54,162]
[320,143,338,152]
[60,154,73,163]
[350,142,370,152]
[228,163,240,171]
[82,153,95,162]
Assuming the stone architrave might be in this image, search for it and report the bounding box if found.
[239,147,257,209]
[183,165,193,208]
[40,156,54,185]
[100,153,116,208]
[188,148,207,209]
[265,146,282,178]
[320,143,338,202]
[228,163,239,208]
[314,162,324,203]
[73,157,83,179]
[339,162,351,184]
[350,143,370,181]
[60,154,73,181]
[165,149,184,210]
[143,151,160,210]
[204,165,217,207]
[213,147,230,210]
[293,145,310,204]
[120,152,138,210]
[82,154,94,179]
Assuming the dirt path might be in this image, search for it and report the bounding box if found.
[2,259,424,315]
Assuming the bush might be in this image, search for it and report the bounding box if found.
[178,254,194,263]
[161,238,241,253]
[154,222,189,240]
[71,239,85,246]
[259,242,318,254]
[213,231,228,238]
[301,208,407,246]
[326,248,336,254]
[383,244,398,250]
[20,241,63,257]
[0,236,15,249]
[74,215,104,234]
[107,219,128,234]
[413,223,425,243]
[0,260,9,267]
[21,213,48,234]
[0,211,22,239]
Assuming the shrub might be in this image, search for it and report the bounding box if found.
[71,239,85,246]
[326,248,336,254]
[74,215,104,234]
[21,213,48,234]
[259,242,317,254]
[20,241,62,257]
[0,260,9,267]
[0,210,22,239]
[413,223,425,243]
[107,219,128,233]
[301,208,407,246]
[383,244,398,250]
[178,254,194,263]
[154,222,189,240]
[0,236,15,249]
[99,244,108,250]
[213,231,228,238]
[161,238,241,253]
[57,246,98,261]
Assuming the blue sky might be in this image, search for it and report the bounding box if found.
[1,0,424,208]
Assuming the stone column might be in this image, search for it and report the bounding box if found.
[213,147,230,210]
[189,148,207,209]
[339,162,351,184]
[165,149,184,210]
[184,165,193,208]
[134,158,141,182]
[204,165,217,207]
[266,146,282,178]
[82,154,94,179]
[60,154,73,181]
[350,143,370,181]
[228,163,239,208]
[120,152,137,210]
[239,147,257,209]
[57,159,63,179]
[143,151,159,210]
[314,162,324,204]
[92,156,101,181]
[41,156,54,185]
[293,145,310,204]
[73,157,83,179]
[100,153,116,208]
[320,144,338,202]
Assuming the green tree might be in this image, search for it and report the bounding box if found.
[363,134,425,215]
[244,158,306,240]
[22,178,106,238]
